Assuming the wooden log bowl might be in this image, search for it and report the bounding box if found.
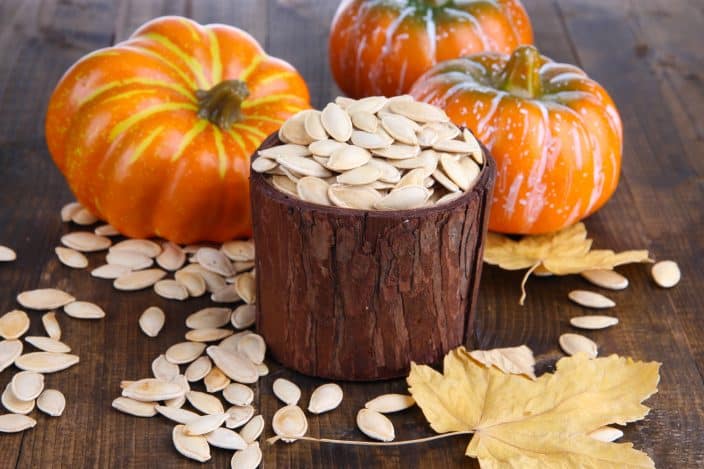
[250,130,496,381]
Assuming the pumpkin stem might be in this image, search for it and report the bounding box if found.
[196,80,250,129]
[501,45,543,99]
[426,0,450,6]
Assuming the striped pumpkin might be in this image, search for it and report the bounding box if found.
[410,46,623,234]
[46,16,310,243]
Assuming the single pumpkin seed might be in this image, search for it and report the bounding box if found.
[234,273,256,304]
[207,427,248,450]
[185,356,212,382]
[165,342,206,365]
[0,245,15,262]
[60,201,82,222]
[2,384,34,414]
[559,333,598,358]
[41,312,61,341]
[277,154,332,178]
[304,110,328,140]
[10,371,44,401]
[152,354,180,381]
[589,426,624,442]
[139,307,165,338]
[272,378,301,405]
[186,328,233,343]
[0,340,22,372]
[112,396,157,417]
[231,443,262,469]
[220,331,253,354]
[239,414,265,443]
[308,383,343,414]
[271,174,298,196]
[226,405,255,429]
[347,96,387,114]
[36,389,64,416]
[71,207,98,225]
[570,315,619,330]
[435,191,463,205]
[350,111,379,133]
[391,149,439,172]
[223,384,254,406]
[206,346,258,384]
[335,96,356,108]
[308,139,346,156]
[328,184,382,210]
[424,121,460,140]
[155,405,199,424]
[327,144,372,171]
[154,280,189,301]
[186,390,224,415]
[350,130,390,149]
[182,265,227,292]
[61,231,111,252]
[365,394,415,413]
[375,185,429,210]
[433,139,476,154]
[211,284,241,303]
[256,362,269,376]
[156,242,185,271]
[110,239,161,257]
[273,405,308,443]
[651,260,680,288]
[187,307,232,329]
[321,103,353,142]
[221,240,255,262]
[417,127,439,147]
[114,269,166,291]
[94,223,120,236]
[173,424,211,463]
[24,336,70,353]
[184,412,229,436]
[568,290,615,309]
[356,408,395,441]
[432,168,460,192]
[388,99,449,123]
[17,289,75,310]
[372,143,420,160]
[196,247,234,276]
[64,301,105,319]
[15,352,79,373]
[279,111,314,145]
[395,168,427,189]
[0,310,30,340]
[55,247,88,269]
[297,176,331,205]
[122,378,185,402]
[0,413,36,432]
[381,113,418,144]
[91,264,131,279]
[368,158,402,183]
[259,143,311,159]
[106,250,153,269]
[462,128,484,164]
[581,269,628,290]
[337,164,382,186]
[440,153,471,191]
[237,334,266,364]
[252,157,277,173]
[175,271,207,297]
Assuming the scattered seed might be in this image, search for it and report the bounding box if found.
[183,412,229,436]
[237,334,266,364]
[91,264,131,279]
[234,273,256,304]
[0,246,16,262]
[308,383,343,414]
[71,207,98,225]
[24,336,70,353]
[155,405,199,424]
[321,103,353,142]
[581,269,629,290]
[221,240,255,262]
[356,408,395,442]
[106,250,153,270]
[186,307,232,329]
[10,371,44,401]
[589,426,624,442]
[0,340,23,372]
[122,378,185,402]
[207,427,248,450]
[219,331,253,354]
[651,260,680,288]
[186,390,224,415]
[41,312,61,340]
[223,384,254,406]
[14,352,79,373]
[61,232,111,252]
[272,378,301,406]
[375,185,429,210]
[0,310,30,340]
[206,346,258,384]
[110,239,161,258]
[112,397,157,417]
[36,389,65,416]
[365,394,415,413]
[186,328,233,343]
[55,247,88,269]
[165,342,206,365]
[273,405,308,443]
[139,307,165,337]
[211,284,241,303]
[559,333,598,358]
[64,301,105,319]
[185,356,212,382]
[17,289,75,310]
[0,413,36,433]
[114,269,166,291]
[328,184,382,209]
[231,442,262,469]
[60,202,82,222]
[94,224,120,236]
[196,247,234,276]
[156,242,186,271]
[154,279,189,300]
[175,270,207,297]
[152,354,180,381]
[239,414,265,443]
[388,99,448,123]
[256,362,269,377]
[568,290,615,309]
[172,424,211,463]
[2,384,35,414]
[231,304,256,330]
[570,315,619,330]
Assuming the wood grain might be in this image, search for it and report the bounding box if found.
[0,0,701,467]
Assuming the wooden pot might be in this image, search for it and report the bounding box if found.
[250,132,496,380]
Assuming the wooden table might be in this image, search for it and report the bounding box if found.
[1,0,702,467]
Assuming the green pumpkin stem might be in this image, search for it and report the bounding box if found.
[501,45,543,99]
[196,80,250,129]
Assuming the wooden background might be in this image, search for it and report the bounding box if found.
[0,0,702,467]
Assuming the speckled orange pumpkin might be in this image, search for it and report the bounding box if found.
[410,45,623,234]
[46,16,310,243]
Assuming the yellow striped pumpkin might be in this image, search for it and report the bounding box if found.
[46,16,310,243]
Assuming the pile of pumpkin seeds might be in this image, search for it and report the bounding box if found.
[252,95,484,210]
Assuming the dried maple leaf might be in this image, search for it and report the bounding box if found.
[408,347,660,468]
[483,223,651,304]
[468,345,536,379]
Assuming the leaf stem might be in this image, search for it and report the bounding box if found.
[267,431,474,447]
[519,262,541,305]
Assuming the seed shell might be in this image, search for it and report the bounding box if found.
[185,356,212,382]
[272,405,308,443]
[155,405,199,424]
[139,307,165,337]
[110,239,161,257]
[570,315,619,330]
[122,378,185,402]
[172,424,211,463]
[186,307,232,329]
[165,342,206,365]
[0,414,36,433]
[223,383,254,406]
[559,333,598,358]
[61,232,111,252]
[112,397,157,417]
[568,290,616,309]
[106,250,153,270]
[114,269,166,291]
[0,310,30,340]
[272,378,301,406]
[186,390,224,415]
[14,352,79,373]
[321,103,353,142]
[17,289,75,310]
[226,404,255,429]
[365,394,415,414]
[91,264,131,279]
[154,279,189,300]
[308,383,343,414]
[55,247,88,269]
[356,408,395,442]
[24,336,70,353]
[206,346,258,384]
[2,384,35,414]
[36,389,65,416]
[581,269,629,290]
[0,340,23,372]
[231,443,262,469]
[207,427,248,450]
[155,241,186,271]
[151,354,180,381]
[651,260,680,288]
[239,414,265,443]
[64,301,105,319]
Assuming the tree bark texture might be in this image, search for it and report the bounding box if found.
[251,132,496,380]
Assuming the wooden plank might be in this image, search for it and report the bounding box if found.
[114,0,187,42]
[190,0,268,45]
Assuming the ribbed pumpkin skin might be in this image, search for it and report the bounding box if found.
[46,16,310,243]
[329,0,533,99]
[410,50,623,234]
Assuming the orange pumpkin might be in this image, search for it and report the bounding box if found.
[329,0,533,99]
[46,16,310,243]
[410,45,623,234]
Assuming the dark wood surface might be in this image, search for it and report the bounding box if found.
[0,0,702,467]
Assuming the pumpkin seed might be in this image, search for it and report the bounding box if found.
[279,111,313,145]
[424,121,460,141]
[110,239,161,257]
[365,394,415,413]
[327,144,372,171]
[15,352,79,373]
[272,405,308,443]
[223,383,254,406]
[256,362,269,376]
[239,414,265,443]
[71,207,99,225]
[388,99,449,123]
[112,396,157,417]
[321,103,353,142]
[186,390,224,415]
[234,272,256,304]
[372,143,420,160]
[570,315,619,330]
[367,158,402,183]
[328,184,382,210]
[337,164,382,186]
[356,408,395,442]
[277,154,332,178]
[154,279,189,301]
[651,260,680,288]
[151,354,180,381]
[91,263,131,279]
[559,333,598,358]
[436,191,464,205]
[231,443,262,469]
[581,269,628,290]
[36,389,64,416]
[350,130,391,149]
[381,113,418,145]
[226,404,255,429]
[196,247,234,276]
[0,310,30,340]
[122,378,185,402]
[395,168,427,189]
[0,245,16,262]
[350,111,379,133]
[273,378,301,405]
[41,312,61,340]
[347,96,387,114]
[174,271,206,297]
[155,405,199,424]
[589,426,624,442]
[106,250,153,269]
[259,143,310,159]
[10,371,44,401]
[165,342,206,365]
[207,427,248,450]
[186,328,233,343]
[2,384,34,414]
[211,284,241,303]
[221,239,255,262]
[308,383,343,414]
[391,149,439,173]
[304,110,329,141]
[297,176,331,205]
[139,307,165,338]
[335,96,356,108]
[55,246,88,269]
[433,139,475,154]
[237,334,266,364]
[156,242,185,271]
[64,301,105,319]
[185,356,212,382]
[309,139,346,157]
[0,340,23,372]
[206,346,258,384]
[252,157,277,173]
[182,265,227,292]
[17,289,75,310]
[94,224,120,236]
[375,186,429,211]
[568,290,615,309]
[271,174,298,196]
[60,201,82,222]
[187,307,232,329]
[232,304,257,329]
[24,336,70,353]
[172,424,211,463]
[416,127,438,147]
[184,412,229,436]
[462,128,484,164]
[0,413,36,433]
[114,269,166,291]
[432,168,460,192]
[440,154,472,191]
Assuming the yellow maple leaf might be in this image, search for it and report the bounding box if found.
[407,347,660,469]
[483,223,651,304]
